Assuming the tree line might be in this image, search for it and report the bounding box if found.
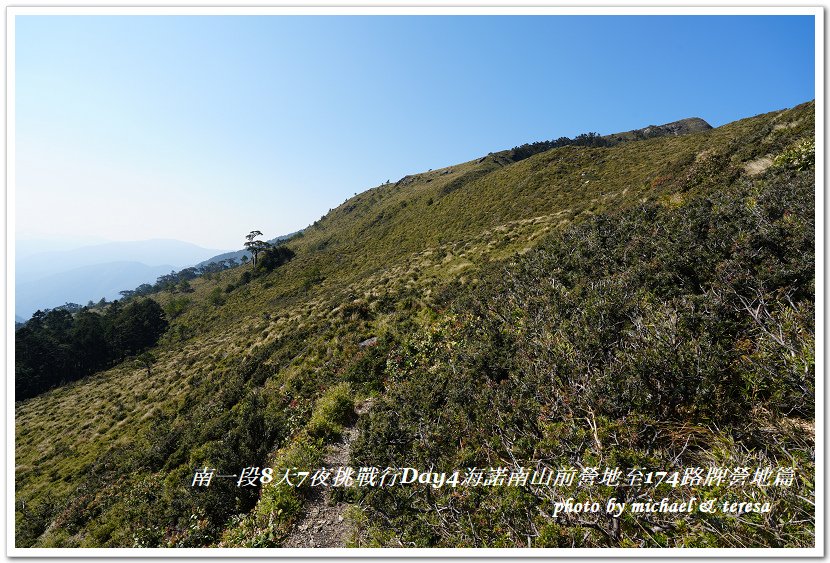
[120,258,243,300]
[15,298,168,400]
[120,231,297,299]
[508,131,610,162]
[508,126,688,163]
[15,231,298,401]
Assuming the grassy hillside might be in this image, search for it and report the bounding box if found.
[15,101,815,548]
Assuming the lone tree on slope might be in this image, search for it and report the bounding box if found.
[244,230,271,268]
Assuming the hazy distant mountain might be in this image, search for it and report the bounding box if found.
[16,239,224,284]
[16,236,112,259]
[15,239,227,320]
[16,261,179,319]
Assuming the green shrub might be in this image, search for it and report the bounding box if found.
[208,287,226,306]
[221,434,325,547]
[773,138,815,171]
[165,297,191,319]
[306,383,356,440]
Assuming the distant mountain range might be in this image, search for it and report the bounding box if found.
[15,238,225,319]
[16,236,112,259]
[16,262,178,319]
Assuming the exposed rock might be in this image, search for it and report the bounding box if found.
[359,336,378,348]
[618,117,713,140]
[744,155,774,176]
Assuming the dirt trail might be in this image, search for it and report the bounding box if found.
[282,399,371,548]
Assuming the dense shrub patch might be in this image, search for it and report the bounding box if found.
[351,163,814,547]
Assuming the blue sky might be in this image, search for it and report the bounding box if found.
[15,14,815,250]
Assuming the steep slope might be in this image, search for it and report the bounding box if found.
[15,101,815,549]
[260,106,797,293]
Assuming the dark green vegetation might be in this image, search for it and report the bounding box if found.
[352,160,814,547]
[15,240,295,401]
[506,116,712,162]
[15,299,168,400]
[15,101,814,548]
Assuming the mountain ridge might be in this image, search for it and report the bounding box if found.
[607,116,713,141]
[15,238,227,319]
[15,261,177,319]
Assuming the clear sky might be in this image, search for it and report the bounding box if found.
[14,14,815,250]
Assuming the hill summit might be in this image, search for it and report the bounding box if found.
[604,116,713,143]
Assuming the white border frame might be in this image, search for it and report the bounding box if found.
[5,4,824,559]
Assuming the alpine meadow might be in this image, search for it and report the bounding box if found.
[15,99,815,549]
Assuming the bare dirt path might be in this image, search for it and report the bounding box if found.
[282,399,372,548]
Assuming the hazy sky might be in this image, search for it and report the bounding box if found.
[14,14,815,250]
